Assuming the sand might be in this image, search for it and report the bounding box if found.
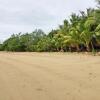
[0,52,100,100]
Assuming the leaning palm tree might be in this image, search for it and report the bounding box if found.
[81,9,97,51]
[67,13,85,51]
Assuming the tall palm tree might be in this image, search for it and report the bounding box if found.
[81,8,98,51]
[67,13,85,51]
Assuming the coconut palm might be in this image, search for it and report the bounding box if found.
[80,9,98,51]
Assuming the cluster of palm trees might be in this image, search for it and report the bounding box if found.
[48,7,100,52]
[0,0,100,52]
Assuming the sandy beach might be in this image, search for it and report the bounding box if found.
[0,52,100,100]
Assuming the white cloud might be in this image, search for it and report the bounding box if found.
[0,0,96,41]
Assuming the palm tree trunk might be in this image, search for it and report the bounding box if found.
[69,47,72,52]
[57,47,59,52]
[60,46,64,52]
[76,45,80,52]
[86,43,90,52]
[91,41,96,55]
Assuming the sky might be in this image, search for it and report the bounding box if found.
[0,0,97,41]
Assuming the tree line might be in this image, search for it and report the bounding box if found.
[0,0,100,52]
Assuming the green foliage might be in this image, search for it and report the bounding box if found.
[36,36,51,52]
[0,44,3,51]
[1,2,100,52]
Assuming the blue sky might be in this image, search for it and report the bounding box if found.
[0,0,97,41]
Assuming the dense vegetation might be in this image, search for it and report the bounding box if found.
[0,0,100,52]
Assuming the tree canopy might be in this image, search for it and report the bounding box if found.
[0,1,100,52]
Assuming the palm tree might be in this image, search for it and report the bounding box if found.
[81,8,97,51]
[67,13,85,51]
[53,20,70,52]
